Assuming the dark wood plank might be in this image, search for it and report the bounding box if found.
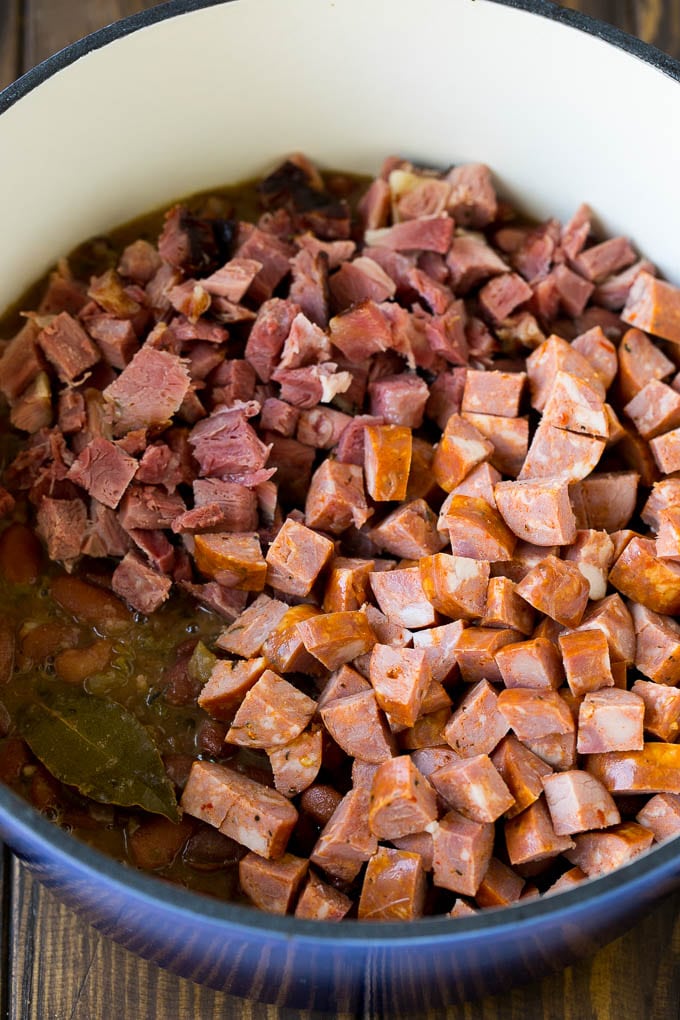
[0,0,22,91]
[7,859,680,1020]
[22,0,155,71]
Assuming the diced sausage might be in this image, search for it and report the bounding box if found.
[432,415,493,492]
[636,793,680,843]
[460,412,529,478]
[519,420,605,482]
[573,471,639,532]
[494,477,576,547]
[631,602,680,684]
[624,379,680,440]
[482,576,535,635]
[563,529,614,601]
[575,593,635,665]
[631,679,680,742]
[577,689,645,754]
[504,797,575,866]
[304,459,371,534]
[454,627,520,683]
[443,679,509,758]
[558,629,614,698]
[215,594,289,657]
[609,536,680,615]
[494,637,563,691]
[461,369,526,418]
[369,500,446,559]
[297,610,376,670]
[412,620,466,684]
[491,734,553,819]
[564,822,654,877]
[419,553,489,621]
[180,761,298,859]
[542,370,608,438]
[587,743,680,794]
[621,270,680,344]
[196,658,267,720]
[239,851,309,915]
[268,727,323,798]
[363,424,412,501]
[225,669,316,749]
[431,809,494,896]
[310,788,377,882]
[440,495,517,561]
[358,847,427,921]
[475,857,525,908]
[295,871,352,921]
[542,770,620,835]
[368,756,438,839]
[515,556,589,629]
[320,689,395,763]
[265,518,334,597]
[369,643,431,728]
[497,688,575,742]
[193,532,266,591]
[431,754,515,823]
[617,326,674,404]
[369,566,437,629]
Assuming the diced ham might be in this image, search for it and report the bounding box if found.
[244,298,299,383]
[446,163,497,228]
[180,760,298,859]
[118,486,186,530]
[66,437,137,510]
[364,216,454,254]
[329,301,392,363]
[593,258,656,311]
[34,494,85,566]
[447,232,508,293]
[111,550,171,613]
[478,273,532,324]
[37,312,100,383]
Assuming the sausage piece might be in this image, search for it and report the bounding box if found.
[358,847,426,921]
[368,756,437,839]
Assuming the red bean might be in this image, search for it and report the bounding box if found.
[51,577,131,635]
[127,816,195,870]
[0,523,42,584]
[54,639,112,684]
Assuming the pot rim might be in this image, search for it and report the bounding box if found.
[1,0,680,946]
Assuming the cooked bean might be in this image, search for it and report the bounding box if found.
[20,621,80,664]
[127,816,195,871]
[54,638,113,684]
[50,577,131,635]
[0,621,15,684]
[0,523,42,584]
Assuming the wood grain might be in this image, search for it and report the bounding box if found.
[3,0,680,1017]
[0,0,22,92]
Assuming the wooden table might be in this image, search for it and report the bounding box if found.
[2,1,680,1016]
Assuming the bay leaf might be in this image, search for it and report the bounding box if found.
[18,687,179,821]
